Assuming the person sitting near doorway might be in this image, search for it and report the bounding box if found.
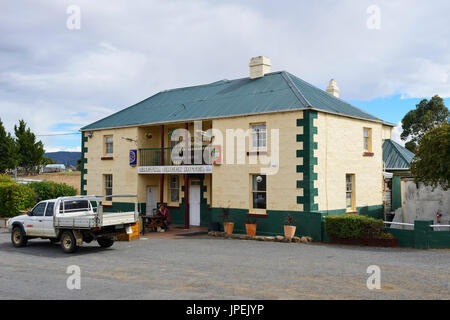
[157,204,171,230]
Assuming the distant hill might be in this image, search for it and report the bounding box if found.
[44,152,81,167]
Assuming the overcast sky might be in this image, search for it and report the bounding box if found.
[1,0,449,152]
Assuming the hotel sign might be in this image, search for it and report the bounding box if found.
[138,165,212,174]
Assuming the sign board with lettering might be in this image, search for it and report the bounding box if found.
[138,165,212,174]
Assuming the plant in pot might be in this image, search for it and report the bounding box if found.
[220,207,234,235]
[284,214,296,239]
[245,217,257,236]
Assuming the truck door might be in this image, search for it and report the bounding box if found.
[41,202,56,237]
[26,202,47,236]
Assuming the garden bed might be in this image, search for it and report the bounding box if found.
[329,235,398,247]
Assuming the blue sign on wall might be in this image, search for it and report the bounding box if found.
[129,149,137,166]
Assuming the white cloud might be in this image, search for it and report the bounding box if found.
[391,122,405,146]
[1,0,449,151]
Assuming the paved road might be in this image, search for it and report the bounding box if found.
[0,230,448,299]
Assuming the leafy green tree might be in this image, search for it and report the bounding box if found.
[14,120,44,174]
[76,158,82,171]
[0,118,18,173]
[410,123,450,191]
[401,95,449,153]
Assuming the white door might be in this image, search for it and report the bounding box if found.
[42,202,57,237]
[189,185,201,226]
[146,186,158,215]
[27,202,47,236]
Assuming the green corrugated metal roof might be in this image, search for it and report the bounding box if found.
[81,71,385,131]
[382,139,415,170]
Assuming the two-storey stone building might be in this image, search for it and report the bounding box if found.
[80,57,394,238]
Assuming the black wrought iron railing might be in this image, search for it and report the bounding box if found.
[139,146,212,166]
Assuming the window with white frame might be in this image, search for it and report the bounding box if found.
[251,174,266,209]
[104,174,113,201]
[169,175,179,203]
[104,136,114,155]
[252,124,266,149]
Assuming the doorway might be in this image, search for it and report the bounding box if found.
[189,180,201,226]
[146,186,158,215]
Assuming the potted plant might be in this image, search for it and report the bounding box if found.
[284,214,296,239]
[220,207,234,235]
[245,217,257,236]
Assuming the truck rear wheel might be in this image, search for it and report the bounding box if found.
[11,226,28,247]
[61,231,78,253]
[97,237,114,248]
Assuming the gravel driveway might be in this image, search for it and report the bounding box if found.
[0,230,448,299]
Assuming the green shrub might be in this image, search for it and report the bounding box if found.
[0,182,36,217]
[0,174,12,183]
[325,214,385,239]
[28,181,77,203]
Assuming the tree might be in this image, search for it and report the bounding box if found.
[401,95,449,153]
[14,120,44,174]
[76,158,82,171]
[410,123,450,191]
[0,118,18,173]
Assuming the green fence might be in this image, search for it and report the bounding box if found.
[385,220,450,249]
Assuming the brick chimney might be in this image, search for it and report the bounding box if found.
[249,56,271,79]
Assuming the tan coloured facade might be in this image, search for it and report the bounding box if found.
[82,109,392,224]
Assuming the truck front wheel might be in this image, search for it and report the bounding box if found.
[97,237,114,248]
[61,231,78,253]
[11,226,28,247]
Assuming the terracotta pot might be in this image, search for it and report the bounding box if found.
[223,222,234,235]
[245,223,257,236]
[284,225,296,239]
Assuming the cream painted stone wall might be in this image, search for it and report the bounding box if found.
[84,127,139,204]
[211,110,303,212]
[382,124,393,140]
[315,113,384,211]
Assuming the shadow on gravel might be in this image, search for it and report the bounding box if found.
[0,239,112,258]
[315,242,419,253]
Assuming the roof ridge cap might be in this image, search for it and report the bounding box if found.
[387,139,414,165]
[286,72,383,121]
[280,71,311,108]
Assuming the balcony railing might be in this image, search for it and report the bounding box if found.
[139,146,212,166]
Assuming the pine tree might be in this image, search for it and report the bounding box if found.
[0,118,18,173]
[14,120,44,174]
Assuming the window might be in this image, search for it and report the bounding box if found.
[45,202,54,216]
[105,136,113,155]
[169,175,179,203]
[32,202,46,216]
[363,128,372,152]
[252,124,266,149]
[251,174,266,209]
[59,200,90,213]
[346,174,355,211]
[104,174,113,201]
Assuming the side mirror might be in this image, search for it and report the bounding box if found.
[27,211,33,216]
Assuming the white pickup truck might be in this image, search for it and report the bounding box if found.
[7,195,139,253]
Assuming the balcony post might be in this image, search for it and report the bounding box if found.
[160,125,165,206]
[184,122,190,229]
